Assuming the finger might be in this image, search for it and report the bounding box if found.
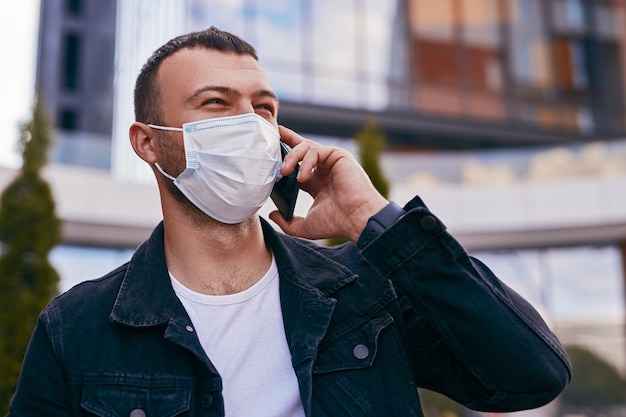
[298,143,345,184]
[295,142,319,183]
[268,211,308,238]
[268,210,287,230]
[281,139,321,184]
[278,126,309,176]
[278,125,304,147]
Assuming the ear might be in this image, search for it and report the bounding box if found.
[129,122,158,164]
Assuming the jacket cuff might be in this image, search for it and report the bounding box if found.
[360,196,448,276]
[356,202,406,249]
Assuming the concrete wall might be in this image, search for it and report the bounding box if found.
[1,161,625,251]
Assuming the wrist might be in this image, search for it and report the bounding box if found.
[345,196,388,244]
[356,201,406,249]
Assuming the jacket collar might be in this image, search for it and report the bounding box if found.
[110,222,179,327]
[109,219,358,328]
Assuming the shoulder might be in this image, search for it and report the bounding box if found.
[44,262,129,322]
[273,230,393,299]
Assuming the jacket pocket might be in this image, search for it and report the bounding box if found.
[310,310,423,417]
[79,375,193,417]
[313,310,393,374]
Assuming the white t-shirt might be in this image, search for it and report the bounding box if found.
[170,256,305,417]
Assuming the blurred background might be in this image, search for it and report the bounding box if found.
[1,0,625,415]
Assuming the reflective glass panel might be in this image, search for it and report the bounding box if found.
[594,1,621,40]
[475,246,624,324]
[460,0,503,91]
[253,0,302,66]
[410,0,459,86]
[551,0,586,34]
[508,0,553,90]
[51,246,135,293]
[309,0,358,108]
[187,0,248,37]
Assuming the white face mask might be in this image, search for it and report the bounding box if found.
[148,113,282,224]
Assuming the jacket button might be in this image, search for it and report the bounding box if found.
[419,215,438,231]
[353,344,369,360]
[130,410,146,417]
[201,393,214,409]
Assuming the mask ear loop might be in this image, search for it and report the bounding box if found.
[147,125,183,181]
[147,124,183,132]
[154,163,177,181]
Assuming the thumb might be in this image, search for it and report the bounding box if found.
[268,211,309,238]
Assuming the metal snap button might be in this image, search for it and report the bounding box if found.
[185,325,194,332]
[352,344,369,360]
[201,393,214,409]
[130,409,146,417]
[419,215,438,231]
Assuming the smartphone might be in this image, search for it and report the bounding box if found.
[271,142,300,221]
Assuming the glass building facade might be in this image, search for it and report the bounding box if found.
[180,0,625,137]
[186,1,397,110]
[38,0,626,170]
[36,0,117,170]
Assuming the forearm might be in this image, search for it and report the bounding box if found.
[359,196,572,411]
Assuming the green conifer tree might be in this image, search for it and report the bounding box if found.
[560,345,626,410]
[328,118,390,246]
[356,117,390,199]
[0,96,61,411]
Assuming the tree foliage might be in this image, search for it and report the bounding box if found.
[327,118,390,246]
[560,345,626,409]
[418,388,465,417]
[356,117,390,199]
[418,345,626,417]
[0,96,61,411]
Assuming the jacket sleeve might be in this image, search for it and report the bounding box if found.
[6,308,72,417]
[359,196,572,412]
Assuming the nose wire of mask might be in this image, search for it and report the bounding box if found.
[147,113,282,224]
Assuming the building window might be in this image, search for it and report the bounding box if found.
[457,0,504,94]
[552,38,589,92]
[594,1,620,40]
[410,0,459,87]
[62,33,81,91]
[509,0,553,90]
[552,0,586,33]
[65,0,82,16]
[408,0,506,119]
[59,108,79,131]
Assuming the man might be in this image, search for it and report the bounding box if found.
[7,27,571,416]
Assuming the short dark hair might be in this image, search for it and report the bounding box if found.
[133,26,258,124]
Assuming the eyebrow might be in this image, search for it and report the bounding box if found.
[253,89,280,107]
[187,85,279,106]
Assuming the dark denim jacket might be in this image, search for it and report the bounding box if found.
[7,197,571,417]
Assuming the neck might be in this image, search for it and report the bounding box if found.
[162,211,272,295]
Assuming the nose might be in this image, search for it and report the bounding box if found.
[235,101,255,116]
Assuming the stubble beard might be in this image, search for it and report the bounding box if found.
[155,131,258,231]
[155,130,209,226]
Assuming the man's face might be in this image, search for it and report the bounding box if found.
[152,47,279,205]
[157,47,278,130]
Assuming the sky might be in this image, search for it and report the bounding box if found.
[0,0,39,168]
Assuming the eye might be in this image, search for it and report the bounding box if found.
[201,97,226,106]
[255,103,276,116]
